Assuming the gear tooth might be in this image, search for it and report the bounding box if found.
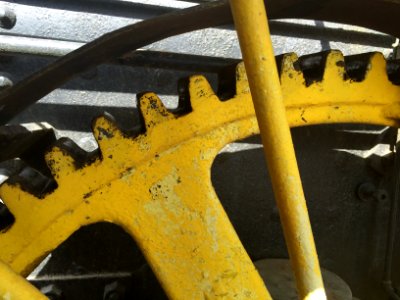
[235,62,250,95]
[45,146,75,179]
[138,92,174,130]
[279,53,303,84]
[92,113,122,142]
[365,52,388,82]
[45,139,81,180]
[92,113,124,159]
[0,182,39,218]
[189,75,219,109]
[323,50,346,82]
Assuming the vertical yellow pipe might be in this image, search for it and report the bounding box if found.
[229,1,327,299]
[0,260,48,300]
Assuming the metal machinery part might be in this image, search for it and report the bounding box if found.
[0,0,399,299]
[1,49,400,298]
[3,0,400,123]
[231,2,325,298]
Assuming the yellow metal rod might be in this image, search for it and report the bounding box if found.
[0,259,48,300]
[229,1,327,299]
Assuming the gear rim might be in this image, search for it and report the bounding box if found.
[1,50,400,298]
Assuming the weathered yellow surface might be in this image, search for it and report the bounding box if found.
[230,0,325,298]
[0,51,399,299]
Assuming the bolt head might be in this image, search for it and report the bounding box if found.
[357,182,376,201]
[357,182,388,202]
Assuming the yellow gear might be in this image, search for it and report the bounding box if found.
[0,50,400,299]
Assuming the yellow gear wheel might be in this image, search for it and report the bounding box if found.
[0,50,400,299]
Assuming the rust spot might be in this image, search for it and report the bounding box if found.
[197,89,206,98]
[83,191,92,199]
[336,60,345,67]
[97,127,114,139]
[149,97,158,109]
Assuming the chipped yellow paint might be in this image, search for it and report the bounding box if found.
[0,260,47,300]
[230,1,325,299]
[0,50,400,299]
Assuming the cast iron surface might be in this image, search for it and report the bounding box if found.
[0,1,398,299]
[21,125,396,300]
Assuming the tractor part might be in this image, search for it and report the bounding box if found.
[230,1,325,298]
[3,0,400,125]
[0,50,400,299]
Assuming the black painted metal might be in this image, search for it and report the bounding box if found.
[383,140,400,299]
[0,1,231,124]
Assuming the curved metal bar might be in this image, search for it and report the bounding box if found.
[0,0,400,125]
[0,1,232,125]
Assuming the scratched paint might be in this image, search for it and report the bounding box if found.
[0,50,400,299]
[232,1,323,298]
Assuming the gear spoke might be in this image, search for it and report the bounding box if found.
[0,50,400,298]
